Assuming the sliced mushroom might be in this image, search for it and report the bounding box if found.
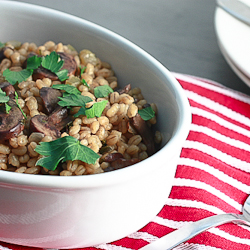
[58,52,77,76]
[0,99,24,140]
[104,158,140,172]
[30,115,61,139]
[31,52,77,81]
[130,113,155,156]
[40,87,62,114]
[48,107,72,131]
[117,84,131,94]
[30,107,72,139]
[0,48,5,62]
[102,152,123,162]
[0,81,16,98]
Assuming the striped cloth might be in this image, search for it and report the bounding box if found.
[1,73,250,250]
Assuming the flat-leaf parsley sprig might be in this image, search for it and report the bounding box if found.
[52,84,111,118]
[0,89,27,117]
[35,136,100,171]
[52,84,81,96]
[0,42,6,49]
[2,51,69,85]
[3,69,33,85]
[42,51,69,81]
[0,89,11,113]
[138,106,155,121]
[15,91,27,119]
[94,85,113,98]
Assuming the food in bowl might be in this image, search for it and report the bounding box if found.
[0,40,161,176]
[0,2,191,248]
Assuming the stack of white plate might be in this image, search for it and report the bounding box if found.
[215,0,250,86]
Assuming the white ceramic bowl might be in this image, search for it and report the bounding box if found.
[0,1,191,248]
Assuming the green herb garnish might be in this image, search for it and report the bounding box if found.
[94,85,114,98]
[0,42,5,49]
[138,106,155,121]
[0,89,10,103]
[35,136,100,170]
[81,78,90,89]
[3,51,69,84]
[54,84,108,118]
[79,65,86,76]
[5,103,12,113]
[3,69,33,85]
[42,51,64,73]
[79,66,89,88]
[58,94,92,108]
[41,51,69,81]
[86,100,109,118]
[0,90,27,117]
[55,69,69,81]
[52,84,81,96]
[2,55,41,84]
[26,55,42,70]
[15,91,27,119]
[0,89,11,113]
[74,100,108,118]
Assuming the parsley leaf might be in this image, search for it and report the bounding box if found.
[55,84,108,118]
[0,89,10,103]
[15,91,27,119]
[79,65,86,76]
[85,100,108,118]
[3,50,69,85]
[0,42,5,49]
[42,51,64,73]
[5,103,12,113]
[35,136,100,170]
[58,94,92,107]
[138,106,155,121]
[73,107,86,117]
[26,55,42,70]
[41,51,69,81]
[52,84,81,96]
[56,69,69,81]
[3,68,33,85]
[74,100,108,118]
[94,85,114,98]
[81,78,90,89]
[0,89,11,113]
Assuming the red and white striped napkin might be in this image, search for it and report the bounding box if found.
[1,73,250,250]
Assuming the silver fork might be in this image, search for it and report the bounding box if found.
[140,195,250,249]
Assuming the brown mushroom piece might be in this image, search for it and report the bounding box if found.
[32,52,77,81]
[39,87,62,114]
[130,113,156,156]
[104,158,140,172]
[0,48,5,62]
[30,107,72,139]
[102,152,140,172]
[30,115,61,139]
[0,81,16,98]
[117,84,131,94]
[48,107,72,131]
[0,99,24,140]
[102,152,123,162]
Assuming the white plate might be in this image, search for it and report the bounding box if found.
[214,3,250,86]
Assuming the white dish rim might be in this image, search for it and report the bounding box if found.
[214,6,250,86]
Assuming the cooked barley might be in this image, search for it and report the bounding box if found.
[0,40,160,175]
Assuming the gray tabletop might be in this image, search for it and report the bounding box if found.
[8,0,250,95]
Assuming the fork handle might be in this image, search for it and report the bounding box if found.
[140,213,248,250]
